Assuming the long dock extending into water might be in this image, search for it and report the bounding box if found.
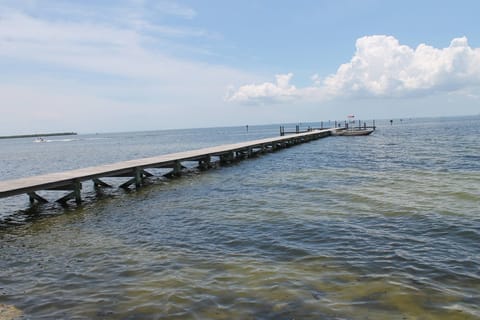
[0,132,77,140]
[0,129,334,207]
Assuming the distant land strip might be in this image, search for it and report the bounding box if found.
[0,132,77,140]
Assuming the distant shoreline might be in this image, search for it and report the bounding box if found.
[0,132,77,140]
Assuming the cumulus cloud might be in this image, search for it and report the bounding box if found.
[325,35,480,96]
[226,73,298,103]
[227,35,480,103]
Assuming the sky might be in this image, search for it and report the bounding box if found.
[0,0,479,134]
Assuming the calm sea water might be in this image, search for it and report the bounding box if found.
[0,117,479,319]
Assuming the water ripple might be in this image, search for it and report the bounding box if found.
[1,118,480,319]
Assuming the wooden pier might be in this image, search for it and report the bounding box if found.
[0,132,77,140]
[0,129,334,207]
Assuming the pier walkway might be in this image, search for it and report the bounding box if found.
[0,129,333,206]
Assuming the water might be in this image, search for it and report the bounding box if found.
[1,117,479,319]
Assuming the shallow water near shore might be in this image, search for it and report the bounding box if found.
[1,117,479,319]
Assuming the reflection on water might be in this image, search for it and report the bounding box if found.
[1,117,480,319]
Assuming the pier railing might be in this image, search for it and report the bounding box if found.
[280,120,376,136]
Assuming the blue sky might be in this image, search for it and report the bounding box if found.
[0,0,479,134]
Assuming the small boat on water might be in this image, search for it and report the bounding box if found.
[34,137,47,143]
[332,128,374,136]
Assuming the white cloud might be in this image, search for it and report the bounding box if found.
[226,73,298,103]
[325,35,480,96]
[227,35,480,104]
[0,10,209,79]
[0,7,255,90]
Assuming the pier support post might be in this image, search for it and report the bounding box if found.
[74,181,82,204]
[56,180,82,205]
[172,161,183,176]
[28,192,48,204]
[235,150,249,159]
[93,178,112,189]
[198,156,211,170]
[119,168,148,189]
[134,168,142,188]
[220,151,234,164]
[142,170,154,177]
[164,161,183,178]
